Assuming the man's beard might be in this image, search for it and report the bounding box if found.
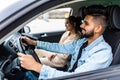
[81,29,94,38]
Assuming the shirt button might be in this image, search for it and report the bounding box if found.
[83,49,86,51]
[73,58,75,60]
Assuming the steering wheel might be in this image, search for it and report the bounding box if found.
[1,33,40,79]
[17,35,40,77]
[18,35,40,63]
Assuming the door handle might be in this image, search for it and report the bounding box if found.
[41,33,47,37]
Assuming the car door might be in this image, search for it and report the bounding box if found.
[25,8,72,43]
[50,65,120,80]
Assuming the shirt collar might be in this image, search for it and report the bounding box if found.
[85,35,104,51]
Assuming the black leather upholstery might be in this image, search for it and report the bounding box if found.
[78,5,106,19]
[103,5,120,65]
[77,6,86,19]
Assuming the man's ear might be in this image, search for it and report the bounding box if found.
[95,25,102,33]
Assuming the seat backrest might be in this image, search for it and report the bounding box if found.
[103,5,120,65]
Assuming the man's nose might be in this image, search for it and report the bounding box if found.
[80,23,85,28]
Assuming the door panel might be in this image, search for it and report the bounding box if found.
[51,65,120,80]
[30,31,65,42]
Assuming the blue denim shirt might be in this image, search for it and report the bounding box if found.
[36,35,113,79]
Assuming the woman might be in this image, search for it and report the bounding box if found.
[34,16,82,68]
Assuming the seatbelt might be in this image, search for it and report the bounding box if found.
[69,41,88,72]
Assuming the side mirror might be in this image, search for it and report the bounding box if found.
[23,26,31,33]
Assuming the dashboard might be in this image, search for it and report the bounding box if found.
[3,33,22,54]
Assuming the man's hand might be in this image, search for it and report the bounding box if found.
[21,36,37,46]
[17,53,42,73]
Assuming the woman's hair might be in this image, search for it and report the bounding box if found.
[66,16,82,33]
[75,17,82,33]
[66,16,76,26]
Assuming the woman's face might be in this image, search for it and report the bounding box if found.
[65,19,75,31]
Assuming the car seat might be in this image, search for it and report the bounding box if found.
[103,5,120,65]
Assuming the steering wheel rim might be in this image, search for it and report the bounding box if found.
[18,35,41,63]
[18,35,40,77]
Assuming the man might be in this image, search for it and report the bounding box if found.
[17,13,113,79]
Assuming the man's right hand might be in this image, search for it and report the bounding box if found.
[17,52,42,73]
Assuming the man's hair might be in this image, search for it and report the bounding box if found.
[89,13,108,33]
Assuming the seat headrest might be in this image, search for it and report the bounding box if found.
[78,5,120,30]
[106,5,120,30]
[86,5,106,15]
[78,5,106,19]
[78,6,86,19]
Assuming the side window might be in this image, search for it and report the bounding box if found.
[27,8,72,34]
